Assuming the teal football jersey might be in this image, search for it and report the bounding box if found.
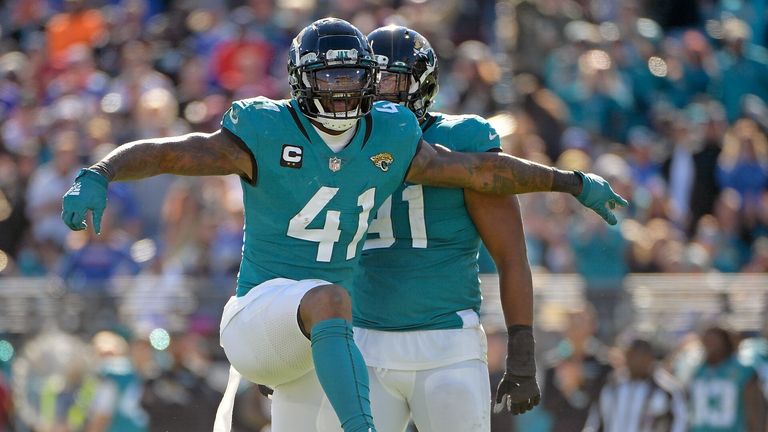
[353,113,501,330]
[221,98,421,297]
[690,356,756,432]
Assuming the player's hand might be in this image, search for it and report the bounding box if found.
[493,325,540,415]
[61,168,108,233]
[575,172,628,225]
[494,373,541,415]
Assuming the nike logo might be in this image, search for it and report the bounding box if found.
[229,107,239,124]
[488,132,498,140]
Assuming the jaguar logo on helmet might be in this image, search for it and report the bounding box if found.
[326,49,359,64]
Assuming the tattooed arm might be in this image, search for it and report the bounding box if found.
[406,141,582,195]
[89,129,255,183]
[407,141,628,224]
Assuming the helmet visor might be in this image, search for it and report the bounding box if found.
[308,67,371,113]
[377,71,410,103]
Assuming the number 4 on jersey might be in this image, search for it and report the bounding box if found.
[288,187,376,262]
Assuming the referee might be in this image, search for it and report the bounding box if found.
[583,338,687,432]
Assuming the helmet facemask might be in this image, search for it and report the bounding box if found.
[294,65,376,131]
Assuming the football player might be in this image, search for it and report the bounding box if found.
[62,18,626,432]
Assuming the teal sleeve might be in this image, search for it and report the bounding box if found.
[457,116,502,153]
[472,117,502,152]
[221,101,260,156]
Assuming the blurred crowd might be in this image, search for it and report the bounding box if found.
[1,0,768,430]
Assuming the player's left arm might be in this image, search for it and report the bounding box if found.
[405,140,628,224]
[465,189,540,415]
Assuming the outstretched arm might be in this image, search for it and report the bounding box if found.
[406,141,628,224]
[90,129,254,181]
[406,141,582,195]
[62,129,254,233]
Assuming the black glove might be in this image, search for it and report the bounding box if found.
[493,325,541,415]
[257,384,274,398]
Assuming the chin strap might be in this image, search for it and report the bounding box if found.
[317,116,358,131]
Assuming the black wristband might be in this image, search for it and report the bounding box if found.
[506,325,536,377]
[90,160,116,182]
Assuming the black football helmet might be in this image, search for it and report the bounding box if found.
[288,18,378,131]
[368,25,438,120]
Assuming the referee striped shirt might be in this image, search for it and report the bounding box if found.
[583,369,687,432]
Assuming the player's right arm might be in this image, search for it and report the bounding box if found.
[90,129,253,181]
[61,129,253,233]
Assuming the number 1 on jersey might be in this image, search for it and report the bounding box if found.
[365,185,427,250]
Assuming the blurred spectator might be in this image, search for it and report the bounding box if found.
[716,118,768,212]
[583,338,687,432]
[0,367,10,432]
[513,73,568,161]
[743,236,768,272]
[689,101,727,230]
[85,331,148,432]
[688,325,766,432]
[715,18,768,122]
[739,318,768,403]
[0,150,32,261]
[12,331,97,432]
[140,332,221,432]
[626,126,663,190]
[708,189,751,272]
[438,40,501,115]
[211,26,280,99]
[45,0,105,67]
[662,111,699,229]
[568,213,628,341]
[542,306,612,432]
[25,130,80,248]
[58,210,140,293]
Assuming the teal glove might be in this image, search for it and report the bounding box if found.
[61,168,108,233]
[575,171,629,225]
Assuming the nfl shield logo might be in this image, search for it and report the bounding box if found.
[329,157,342,172]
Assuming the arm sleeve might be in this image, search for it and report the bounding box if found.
[463,116,502,153]
[221,101,260,160]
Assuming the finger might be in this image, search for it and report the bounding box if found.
[492,401,504,414]
[493,394,508,414]
[526,398,535,412]
[92,207,104,234]
[65,211,86,230]
[613,192,629,207]
[593,206,617,225]
[494,383,507,404]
